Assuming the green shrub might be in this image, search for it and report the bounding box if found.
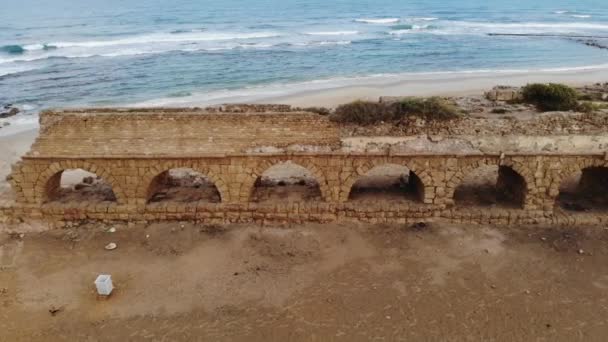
[578,94,595,101]
[577,102,602,113]
[491,108,509,114]
[299,106,331,115]
[394,97,460,121]
[521,83,579,111]
[330,101,395,125]
[330,97,460,125]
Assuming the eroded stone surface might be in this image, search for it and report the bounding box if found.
[2,107,608,229]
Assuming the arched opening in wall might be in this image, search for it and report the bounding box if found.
[453,165,526,208]
[147,168,221,203]
[348,164,424,203]
[557,166,608,212]
[45,169,117,204]
[251,161,322,203]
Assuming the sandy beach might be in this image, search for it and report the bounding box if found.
[133,67,608,108]
[0,130,37,195]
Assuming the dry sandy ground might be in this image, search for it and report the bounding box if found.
[1,222,608,341]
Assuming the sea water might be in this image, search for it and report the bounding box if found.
[0,0,607,117]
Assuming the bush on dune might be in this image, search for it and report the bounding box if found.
[330,97,460,125]
[394,97,460,121]
[521,83,579,112]
[330,101,395,125]
[299,106,331,115]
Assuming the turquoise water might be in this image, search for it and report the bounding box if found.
[1,0,608,111]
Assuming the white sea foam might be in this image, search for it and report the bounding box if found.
[48,31,280,48]
[0,114,39,137]
[571,15,591,18]
[554,10,569,14]
[455,21,608,31]
[355,18,400,24]
[317,40,351,45]
[0,64,40,77]
[410,17,438,21]
[293,40,352,47]
[389,25,431,35]
[425,21,608,36]
[304,31,359,36]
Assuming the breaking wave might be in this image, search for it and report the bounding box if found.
[45,31,280,48]
[388,24,432,34]
[355,18,400,24]
[410,17,439,21]
[304,31,359,36]
[0,64,41,77]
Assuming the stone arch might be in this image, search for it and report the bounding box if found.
[34,161,126,205]
[446,157,532,208]
[339,159,433,203]
[241,159,331,202]
[551,158,608,211]
[140,161,228,203]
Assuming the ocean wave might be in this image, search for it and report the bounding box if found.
[410,17,438,21]
[424,21,608,36]
[389,20,608,37]
[1,45,25,54]
[292,40,352,47]
[0,38,350,64]
[0,30,283,64]
[0,64,41,77]
[462,21,608,31]
[388,24,432,35]
[45,31,280,48]
[355,18,400,24]
[304,31,359,36]
[553,10,591,18]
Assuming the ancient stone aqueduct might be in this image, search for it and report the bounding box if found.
[2,106,608,227]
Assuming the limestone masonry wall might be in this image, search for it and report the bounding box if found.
[3,107,608,228]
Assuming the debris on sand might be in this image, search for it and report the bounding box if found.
[105,242,117,251]
[49,306,62,316]
[409,222,428,231]
[95,274,114,296]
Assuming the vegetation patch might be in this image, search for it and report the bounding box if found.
[298,107,331,116]
[521,83,580,112]
[490,108,509,114]
[330,97,460,125]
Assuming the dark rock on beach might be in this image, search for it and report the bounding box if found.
[0,104,20,118]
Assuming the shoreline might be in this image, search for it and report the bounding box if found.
[131,65,608,108]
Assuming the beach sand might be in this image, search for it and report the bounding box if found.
[0,130,37,195]
[262,68,608,107]
[129,67,608,108]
